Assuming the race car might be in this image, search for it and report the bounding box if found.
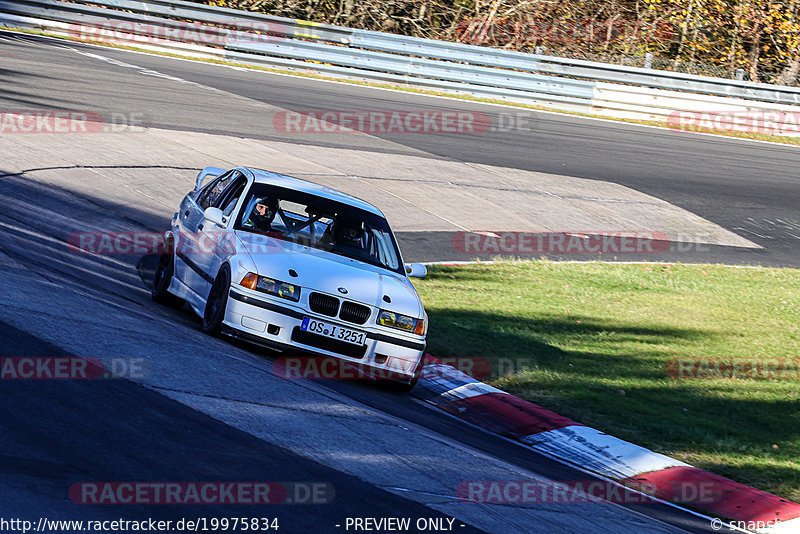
[151,166,429,389]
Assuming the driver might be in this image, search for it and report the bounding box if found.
[245,197,279,232]
[334,218,365,249]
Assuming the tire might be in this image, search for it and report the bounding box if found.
[202,264,231,336]
[151,251,184,309]
[381,357,424,392]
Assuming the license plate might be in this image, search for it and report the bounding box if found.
[301,317,366,346]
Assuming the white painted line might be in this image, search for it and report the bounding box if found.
[521,425,690,480]
[71,49,195,83]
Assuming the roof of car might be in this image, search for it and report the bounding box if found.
[243,167,384,217]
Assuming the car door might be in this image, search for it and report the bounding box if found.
[193,172,249,300]
[175,170,236,297]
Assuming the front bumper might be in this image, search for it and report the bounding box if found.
[224,287,425,380]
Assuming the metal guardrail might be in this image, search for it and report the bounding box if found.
[0,0,596,107]
[351,30,800,106]
[3,0,800,118]
[57,0,800,105]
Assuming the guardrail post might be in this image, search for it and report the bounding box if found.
[644,53,653,69]
[735,69,745,81]
[535,46,545,55]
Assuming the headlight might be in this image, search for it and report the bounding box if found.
[240,273,300,302]
[377,309,425,335]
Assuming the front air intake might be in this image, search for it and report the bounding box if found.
[309,292,339,317]
[340,301,371,325]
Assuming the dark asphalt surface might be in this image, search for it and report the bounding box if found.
[0,29,783,534]
[0,321,485,533]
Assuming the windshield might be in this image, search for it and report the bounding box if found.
[236,183,404,274]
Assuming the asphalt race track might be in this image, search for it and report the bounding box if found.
[1,28,797,533]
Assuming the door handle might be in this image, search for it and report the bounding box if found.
[184,210,190,217]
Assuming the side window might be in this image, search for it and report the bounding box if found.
[218,176,248,216]
[197,170,234,210]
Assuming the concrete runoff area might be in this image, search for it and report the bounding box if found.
[0,126,756,257]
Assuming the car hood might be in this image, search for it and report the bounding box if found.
[235,231,423,317]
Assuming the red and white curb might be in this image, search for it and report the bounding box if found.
[414,355,800,533]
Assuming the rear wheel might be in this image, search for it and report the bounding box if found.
[151,251,184,309]
[202,265,231,336]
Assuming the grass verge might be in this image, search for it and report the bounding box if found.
[4,26,800,147]
[413,260,800,501]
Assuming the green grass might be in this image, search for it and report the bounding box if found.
[7,26,800,147]
[413,260,800,501]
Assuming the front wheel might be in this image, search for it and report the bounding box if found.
[151,251,184,309]
[381,357,424,392]
[202,265,231,336]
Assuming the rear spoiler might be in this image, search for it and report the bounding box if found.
[195,167,227,191]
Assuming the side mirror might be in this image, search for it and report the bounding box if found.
[405,263,427,279]
[195,166,227,191]
[203,207,226,227]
